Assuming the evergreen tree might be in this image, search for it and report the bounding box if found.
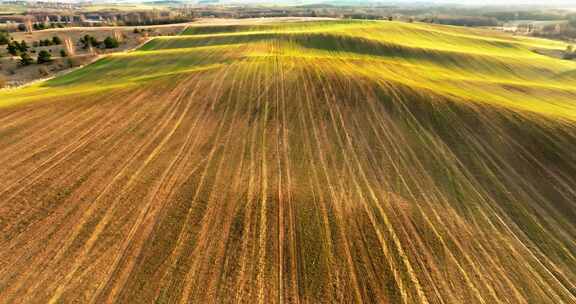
[18,40,28,52]
[52,36,62,45]
[103,36,119,49]
[0,32,10,45]
[37,50,52,64]
[19,53,33,65]
[7,42,18,56]
[80,35,100,49]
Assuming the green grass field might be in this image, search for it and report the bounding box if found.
[0,20,575,303]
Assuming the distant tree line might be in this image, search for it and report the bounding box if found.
[564,45,576,60]
[483,11,565,22]
[123,18,192,27]
[532,17,576,41]
[428,16,499,27]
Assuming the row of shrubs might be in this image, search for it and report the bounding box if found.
[6,40,65,58]
[3,33,120,68]
[18,50,56,66]
[6,35,119,54]
[34,36,63,47]
[79,35,119,49]
[15,23,66,32]
[32,23,66,31]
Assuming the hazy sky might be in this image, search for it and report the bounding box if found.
[128,0,576,7]
[421,0,575,5]
[339,0,571,5]
[305,0,576,7]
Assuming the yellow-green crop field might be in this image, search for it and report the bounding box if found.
[0,20,575,303]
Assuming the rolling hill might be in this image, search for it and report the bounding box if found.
[0,20,575,303]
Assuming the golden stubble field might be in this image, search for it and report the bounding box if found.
[0,19,575,303]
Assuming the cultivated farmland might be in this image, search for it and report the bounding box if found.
[0,20,575,303]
